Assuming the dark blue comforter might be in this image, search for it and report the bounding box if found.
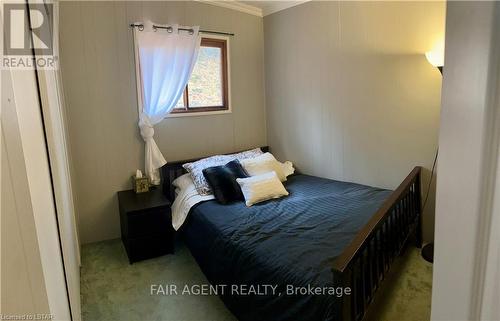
[182,174,391,321]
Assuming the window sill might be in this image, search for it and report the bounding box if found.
[165,109,232,118]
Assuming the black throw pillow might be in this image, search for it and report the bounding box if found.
[225,159,250,179]
[202,160,249,204]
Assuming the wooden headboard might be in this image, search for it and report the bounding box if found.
[160,146,269,201]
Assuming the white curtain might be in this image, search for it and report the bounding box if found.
[134,22,201,185]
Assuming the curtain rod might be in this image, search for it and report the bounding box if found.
[130,23,234,37]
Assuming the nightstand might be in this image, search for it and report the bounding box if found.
[118,187,174,263]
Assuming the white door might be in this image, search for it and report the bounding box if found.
[28,2,82,320]
[36,68,82,321]
[1,35,72,321]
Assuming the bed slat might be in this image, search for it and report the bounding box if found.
[332,167,422,321]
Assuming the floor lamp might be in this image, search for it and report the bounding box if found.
[421,45,444,263]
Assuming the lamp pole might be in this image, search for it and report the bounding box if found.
[421,62,443,263]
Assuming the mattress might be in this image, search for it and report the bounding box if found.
[181,174,391,321]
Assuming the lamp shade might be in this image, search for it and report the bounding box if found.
[425,42,445,68]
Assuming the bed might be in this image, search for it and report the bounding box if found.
[161,146,422,321]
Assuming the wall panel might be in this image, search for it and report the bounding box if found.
[264,1,445,242]
[59,1,266,243]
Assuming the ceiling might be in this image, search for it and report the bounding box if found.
[239,1,309,16]
[199,0,309,17]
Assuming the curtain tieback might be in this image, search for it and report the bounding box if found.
[138,113,155,142]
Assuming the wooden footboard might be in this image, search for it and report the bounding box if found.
[332,167,422,321]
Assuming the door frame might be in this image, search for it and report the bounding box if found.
[432,2,500,320]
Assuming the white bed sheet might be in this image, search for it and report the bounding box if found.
[171,183,214,230]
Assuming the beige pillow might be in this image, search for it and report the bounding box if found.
[236,171,289,207]
[282,161,295,177]
[240,152,287,182]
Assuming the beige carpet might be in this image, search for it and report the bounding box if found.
[81,239,432,321]
[364,246,433,321]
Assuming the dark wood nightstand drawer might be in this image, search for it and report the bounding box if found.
[124,234,174,264]
[127,208,171,238]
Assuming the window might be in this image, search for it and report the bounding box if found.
[172,37,229,114]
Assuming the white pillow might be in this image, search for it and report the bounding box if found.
[240,152,288,182]
[172,173,194,191]
[282,161,295,177]
[228,147,264,160]
[236,171,289,207]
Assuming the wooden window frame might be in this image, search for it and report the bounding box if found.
[171,37,229,114]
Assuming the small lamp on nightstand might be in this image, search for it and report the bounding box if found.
[421,42,444,263]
